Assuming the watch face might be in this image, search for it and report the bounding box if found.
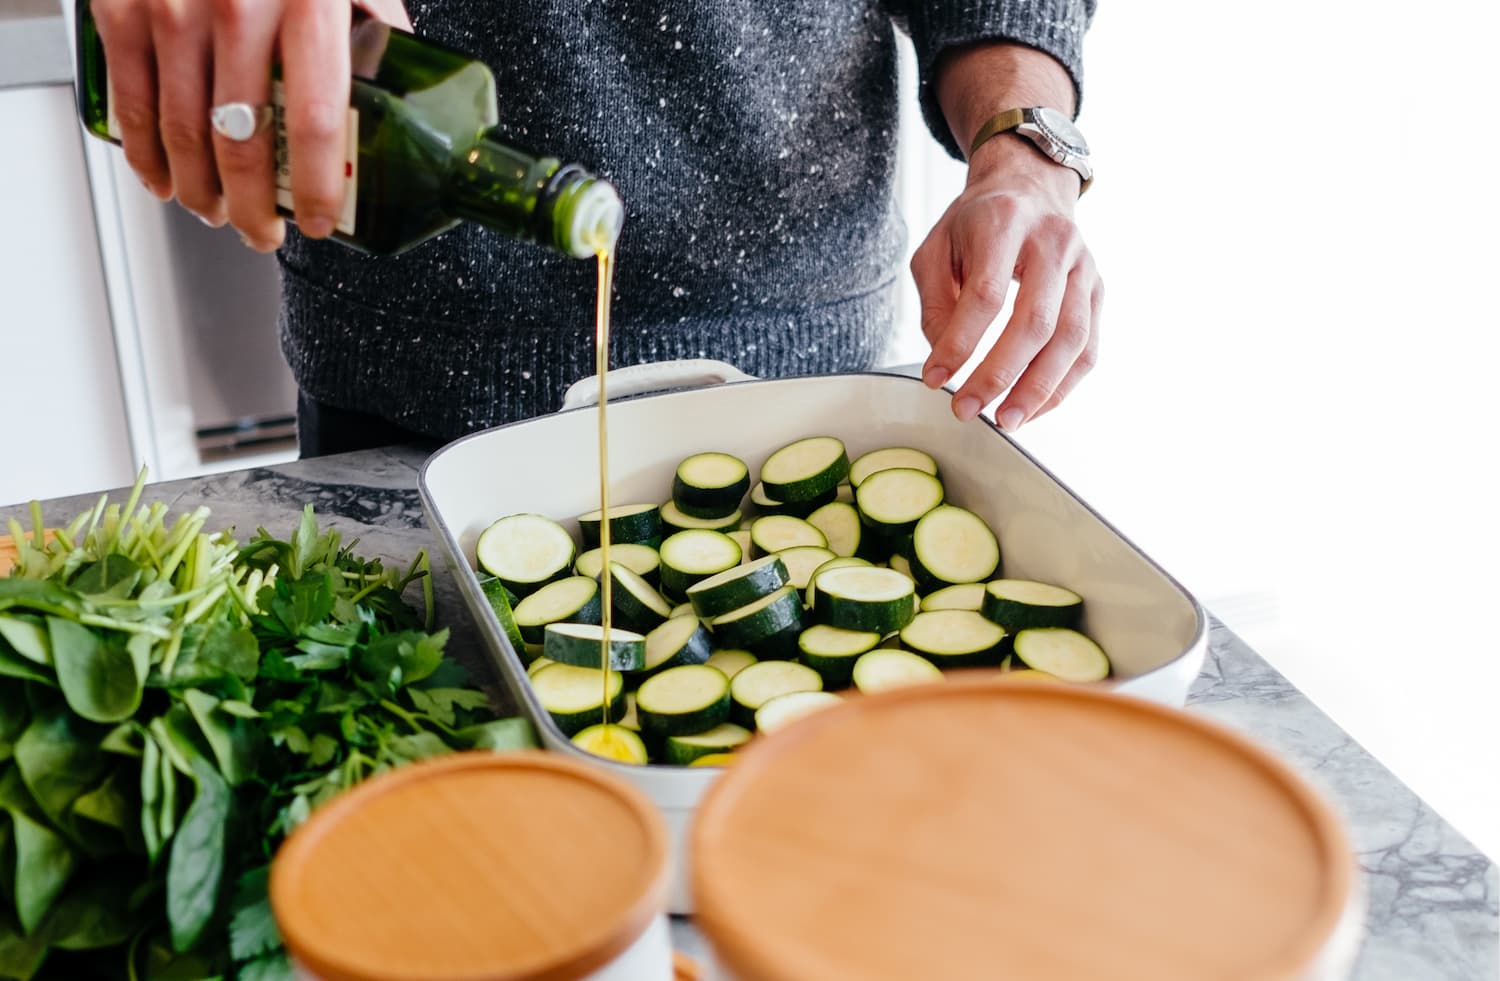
[1033,106,1088,155]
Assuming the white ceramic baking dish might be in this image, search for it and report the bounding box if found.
[418,360,1208,914]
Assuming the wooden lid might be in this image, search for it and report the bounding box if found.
[691,679,1354,981]
[271,751,669,981]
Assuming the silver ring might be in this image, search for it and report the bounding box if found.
[210,102,273,142]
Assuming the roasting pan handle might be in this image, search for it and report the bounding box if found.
[559,358,757,411]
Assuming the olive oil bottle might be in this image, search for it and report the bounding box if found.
[72,2,623,258]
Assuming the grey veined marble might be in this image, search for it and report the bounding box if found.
[5,446,1496,979]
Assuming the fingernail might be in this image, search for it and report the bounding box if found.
[999,408,1025,432]
[954,396,982,422]
[142,179,172,202]
[923,366,951,388]
[300,217,335,239]
[197,213,226,229]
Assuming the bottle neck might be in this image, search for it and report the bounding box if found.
[445,138,623,259]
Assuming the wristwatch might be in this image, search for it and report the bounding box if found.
[968,106,1093,194]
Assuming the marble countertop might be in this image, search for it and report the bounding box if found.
[4,445,1495,979]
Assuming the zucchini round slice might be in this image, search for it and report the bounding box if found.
[475,513,576,597]
[525,655,555,677]
[689,752,736,767]
[908,505,1000,591]
[687,554,790,619]
[542,622,647,671]
[921,582,988,613]
[887,552,914,582]
[638,614,715,676]
[705,648,758,680]
[1011,628,1111,682]
[664,722,752,765]
[729,660,823,727]
[804,556,873,609]
[750,481,838,518]
[669,601,696,620]
[777,546,838,591]
[636,663,732,737]
[755,690,843,734]
[899,610,1007,668]
[805,501,863,558]
[798,623,881,688]
[577,503,662,550]
[760,436,850,503]
[512,576,602,644]
[855,468,945,537]
[849,446,939,488]
[603,562,674,633]
[530,662,626,736]
[659,529,743,598]
[851,649,944,694]
[835,484,856,504]
[576,543,661,585]
[982,580,1084,632]
[571,724,649,764]
[728,530,754,558]
[673,452,751,519]
[660,501,743,536]
[748,515,827,557]
[812,566,917,635]
[710,585,804,650]
[479,576,527,655]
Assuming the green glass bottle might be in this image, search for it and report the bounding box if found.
[73,2,623,258]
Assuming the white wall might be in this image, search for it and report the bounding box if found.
[891,2,1500,858]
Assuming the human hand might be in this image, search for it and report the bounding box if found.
[911,135,1102,431]
[89,0,411,251]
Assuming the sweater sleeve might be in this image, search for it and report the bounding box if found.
[899,1,1097,160]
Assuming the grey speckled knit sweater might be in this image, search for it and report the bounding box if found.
[277,0,1095,441]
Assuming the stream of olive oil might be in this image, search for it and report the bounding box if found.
[595,245,615,731]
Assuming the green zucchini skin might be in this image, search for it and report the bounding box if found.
[687,555,790,619]
[658,529,743,598]
[981,580,1085,632]
[854,468,945,538]
[602,563,674,634]
[664,723,752,765]
[636,664,733,737]
[578,504,663,550]
[513,576,603,645]
[728,660,824,728]
[531,663,627,737]
[815,576,917,636]
[752,482,839,518]
[760,436,851,503]
[710,585,805,650]
[542,623,647,671]
[660,501,744,536]
[672,453,751,520]
[898,610,1008,669]
[749,622,805,662]
[798,624,881,688]
[634,614,716,679]
[479,576,528,657]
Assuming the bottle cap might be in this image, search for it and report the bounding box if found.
[566,180,625,258]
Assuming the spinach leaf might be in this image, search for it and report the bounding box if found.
[49,617,145,723]
[0,644,53,686]
[0,616,50,666]
[0,682,28,763]
[37,864,142,952]
[161,621,259,690]
[166,757,230,953]
[13,691,110,847]
[71,553,142,599]
[0,908,49,981]
[0,579,79,617]
[139,736,163,862]
[11,810,77,933]
[183,690,259,788]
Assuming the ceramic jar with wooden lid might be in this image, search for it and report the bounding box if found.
[690,678,1364,981]
[270,751,678,981]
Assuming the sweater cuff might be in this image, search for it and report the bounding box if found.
[910,0,1094,160]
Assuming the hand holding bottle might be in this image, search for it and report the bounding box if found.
[86,0,411,251]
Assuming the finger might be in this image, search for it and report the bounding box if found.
[91,1,171,199]
[909,231,958,387]
[149,0,224,224]
[993,261,1096,430]
[210,0,284,251]
[1034,280,1103,420]
[280,0,353,239]
[950,235,1076,421]
[922,227,1023,395]
[355,0,414,31]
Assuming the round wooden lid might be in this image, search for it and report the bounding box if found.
[691,679,1355,981]
[271,751,668,981]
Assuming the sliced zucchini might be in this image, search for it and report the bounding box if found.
[804,556,872,609]
[749,515,827,557]
[658,529,743,597]
[577,503,662,550]
[479,576,527,655]
[921,583,987,613]
[660,500,743,535]
[513,576,601,644]
[798,623,881,688]
[729,660,823,727]
[475,513,576,597]
[908,505,1000,591]
[525,655,555,677]
[805,501,863,558]
[689,752,736,767]
[571,724,649,764]
[1011,628,1111,682]
[530,662,626,736]
[849,446,939,488]
[750,481,838,518]
[710,584,804,650]
[812,566,917,635]
[604,561,674,633]
[637,614,715,676]
[999,668,1064,683]
[576,543,661,585]
[635,664,732,737]
[776,546,838,591]
[835,484,856,504]
[760,436,850,503]
[851,649,944,694]
[755,690,843,734]
[618,692,641,730]
[669,601,696,620]
[664,722,753,765]
[728,530,754,557]
[855,468,945,537]
[543,622,647,671]
[899,610,1008,668]
[673,452,751,519]
[687,554,790,619]
[705,648,758,680]
[887,552,914,582]
[982,580,1084,632]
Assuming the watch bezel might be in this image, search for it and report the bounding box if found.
[1027,106,1089,157]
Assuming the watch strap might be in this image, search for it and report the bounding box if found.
[967,108,1027,159]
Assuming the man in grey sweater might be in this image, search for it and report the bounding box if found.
[93,0,1101,454]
